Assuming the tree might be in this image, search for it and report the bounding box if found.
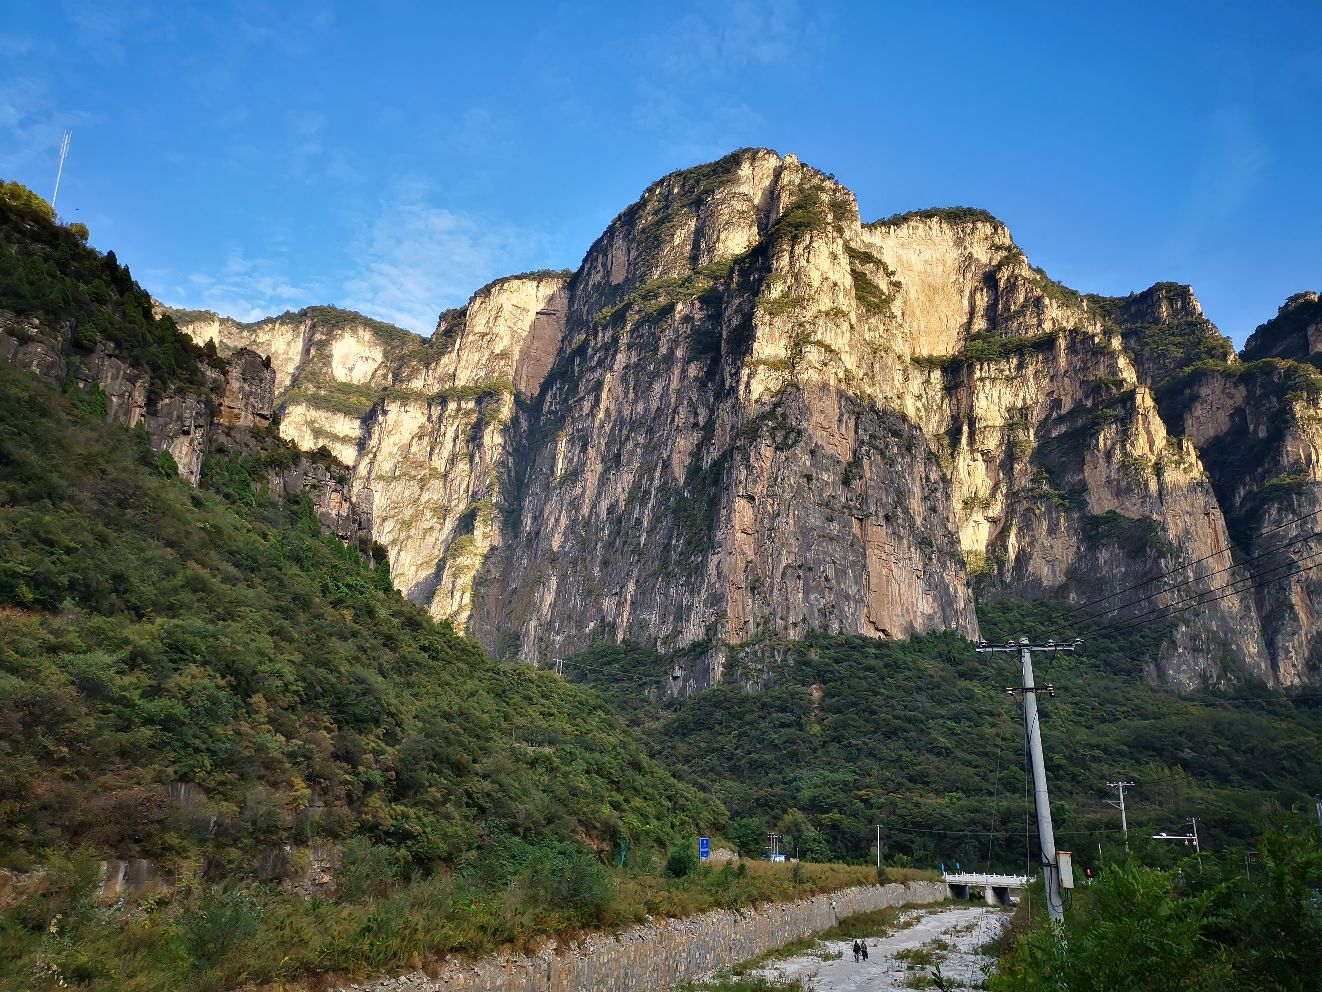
[777,808,812,860]
[728,817,767,858]
[0,180,54,220]
[665,841,698,878]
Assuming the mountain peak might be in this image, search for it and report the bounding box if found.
[1242,290,1322,362]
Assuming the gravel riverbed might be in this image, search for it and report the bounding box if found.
[750,904,1009,991]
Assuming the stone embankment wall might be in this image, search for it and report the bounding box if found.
[337,880,947,992]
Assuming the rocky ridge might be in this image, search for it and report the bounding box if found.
[0,310,373,547]
[169,149,1322,688]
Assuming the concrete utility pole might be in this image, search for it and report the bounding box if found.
[876,824,881,870]
[978,635,1083,925]
[1107,781,1135,852]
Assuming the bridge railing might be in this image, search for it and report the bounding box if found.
[941,872,1030,887]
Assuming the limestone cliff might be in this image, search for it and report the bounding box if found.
[1154,292,1322,684]
[172,274,568,628]
[171,150,1320,689]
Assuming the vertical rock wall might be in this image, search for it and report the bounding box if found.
[167,150,1322,688]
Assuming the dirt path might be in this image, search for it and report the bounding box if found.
[752,904,1008,991]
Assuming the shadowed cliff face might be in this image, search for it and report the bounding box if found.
[172,149,1320,689]
[1154,294,1322,686]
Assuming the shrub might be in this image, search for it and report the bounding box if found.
[527,844,618,924]
[667,843,700,878]
[337,837,404,903]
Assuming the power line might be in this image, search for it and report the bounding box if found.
[1073,528,1322,634]
[874,823,1127,838]
[558,658,1322,710]
[1088,544,1322,637]
[1100,555,1322,638]
[1058,506,1322,622]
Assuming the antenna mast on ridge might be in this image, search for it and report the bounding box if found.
[52,131,72,212]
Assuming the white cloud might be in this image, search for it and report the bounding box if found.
[165,246,318,323]
[339,178,548,333]
[631,0,816,157]
[1162,103,1269,263]
[159,182,551,332]
[0,33,36,57]
[0,75,98,183]
[59,1,156,64]
[645,0,814,79]
[454,107,515,160]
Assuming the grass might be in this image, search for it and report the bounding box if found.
[819,905,905,939]
[617,860,879,920]
[282,378,381,417]
[913,331,1056,370]
[870,206,1001,228]
[3,856,908,991]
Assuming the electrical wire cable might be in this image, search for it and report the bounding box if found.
[1071,528,1322,634]
[1058,506,1322,620]
[984,703,1014,872]
[1100,555,1322,638]
[1086,544,1322,637]
[555,657,1322,709]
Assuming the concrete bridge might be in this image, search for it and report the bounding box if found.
[942,872,1030,907]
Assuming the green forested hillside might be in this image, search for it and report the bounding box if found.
[0,359,728,989]
[570,603,1322,872]
[0,179,213,393]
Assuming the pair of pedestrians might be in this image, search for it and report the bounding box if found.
[851,939,869,963]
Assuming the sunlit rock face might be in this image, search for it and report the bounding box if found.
[174,277,569,631]
[174,150,1322,689]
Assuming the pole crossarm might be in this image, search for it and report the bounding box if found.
[977,639,1084,654]
[1154,818,1201,857]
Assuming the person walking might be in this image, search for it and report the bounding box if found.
[861,942,869,962]
[852,939,861,962]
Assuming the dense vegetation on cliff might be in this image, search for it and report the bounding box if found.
[0,181,215,393]
[570,605,1322,871]
[0,360,710,870]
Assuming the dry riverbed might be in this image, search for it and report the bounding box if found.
[684,903,1009,991]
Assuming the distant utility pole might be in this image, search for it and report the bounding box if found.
[767,832,780,860]
[52,131,71,212]
[1152,818,1202,863]
[978,635,1083,925]
[1107,781,1135,852]
[875,824,881,870]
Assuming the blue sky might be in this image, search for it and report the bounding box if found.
[2,1,1318,342]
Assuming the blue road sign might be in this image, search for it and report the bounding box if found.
[700,836,710,860]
